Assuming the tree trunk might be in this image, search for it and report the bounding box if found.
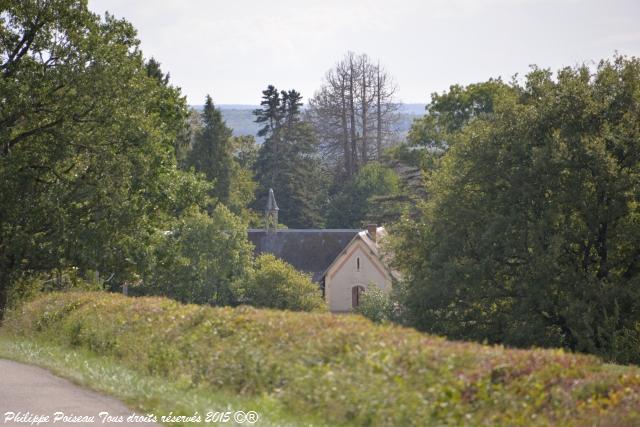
[340,84,351,177]
[361,59,368,164]
[376,63,382,160]
[0,273,7,321]
[0,254,15,321]
[597,221,609,279]
[348,57,358,174]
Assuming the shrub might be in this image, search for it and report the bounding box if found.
[5,269,103,311]
[353,285,393,322]
[243,254,326,312]
[5,292,640,426]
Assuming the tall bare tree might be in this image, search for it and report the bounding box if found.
[373,61,398,160]
[308,52,398,180]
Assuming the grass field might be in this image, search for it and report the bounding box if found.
[3,292,640,426]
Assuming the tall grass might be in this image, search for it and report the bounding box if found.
[4,292,640,426]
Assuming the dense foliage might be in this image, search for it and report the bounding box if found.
[0,0,253,315]
[326,162,401,228]
[0,0,176,312]
[243,254,326,312]
[184,96,255,219]
[138,206,253,306]
[7,292,640,426]
[397,56,640,364]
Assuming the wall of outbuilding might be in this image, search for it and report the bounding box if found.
[324,240,391,312]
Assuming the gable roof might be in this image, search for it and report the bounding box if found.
[321,227,399,282]
[248,229,360,282]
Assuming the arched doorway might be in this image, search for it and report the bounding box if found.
[352,285,365,308]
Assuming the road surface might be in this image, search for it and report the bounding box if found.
[0,359,158,426]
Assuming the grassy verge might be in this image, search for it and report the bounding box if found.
[0,333,328,427]
[4,292,640,426]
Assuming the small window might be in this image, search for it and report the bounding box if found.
[352,285,365,308]
[356,257,360,271]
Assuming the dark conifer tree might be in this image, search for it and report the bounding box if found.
[145,57,170,85]
[281,89,303,127]
[253,86,326,228]
[187,95,234,206]
[254,85,282,138]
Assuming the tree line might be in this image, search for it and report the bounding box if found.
[177,53,404,229]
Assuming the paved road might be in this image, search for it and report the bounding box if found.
[0,359,158,426]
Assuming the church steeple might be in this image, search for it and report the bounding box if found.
[265,188,279,233]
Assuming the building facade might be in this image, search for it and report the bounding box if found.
[248,190,396,312]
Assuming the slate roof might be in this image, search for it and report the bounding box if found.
[248,229,360,282]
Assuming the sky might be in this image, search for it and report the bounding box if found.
[88,0,640,106]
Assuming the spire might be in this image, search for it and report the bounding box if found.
[266,188,279,211]
[265,188,279,233]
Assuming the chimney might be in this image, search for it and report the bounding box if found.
[366,224,377,242]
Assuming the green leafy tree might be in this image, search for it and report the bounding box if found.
[142,206,253,306]
[396,56,640,364]
[411,78,511,140]
[227,135,260,224]
[405,79,515,173]
[144,58,195,164]
[232,135,259,170]
[243,254,326,312]
[0,0,215,314]
[326,162,401,228]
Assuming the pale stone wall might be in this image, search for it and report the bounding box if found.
[325,240,391,312]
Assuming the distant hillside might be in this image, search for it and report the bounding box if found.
[191,103,426,143]
[398,103,427,115]
[219,106,264,142]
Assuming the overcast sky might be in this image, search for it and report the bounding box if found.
[88,0,640,106]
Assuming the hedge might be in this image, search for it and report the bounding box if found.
[4,292,640,426]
